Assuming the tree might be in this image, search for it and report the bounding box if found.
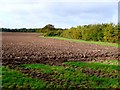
[103,23,117,42]
[43,24,55,30]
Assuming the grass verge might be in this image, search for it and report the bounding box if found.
[64,61,119,71]
[20,61,119,88]
[2,66,46,89]
[40,36,119,48]
[90,59,119,65]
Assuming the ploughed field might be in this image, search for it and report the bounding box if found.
[1,32,119,89]
[2,33,118,65]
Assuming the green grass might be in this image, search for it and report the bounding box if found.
[53,72,119,88]
[0,67,2,88]
[2,60,119,88]
[2,66,46,89]
[20,62,119,88]
[40,36,119,48]
[21,64,65,74]
[64,61,119,71]
[21,64,53,74]
[91,59,119,65]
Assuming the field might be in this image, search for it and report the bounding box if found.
[1,32,119,89]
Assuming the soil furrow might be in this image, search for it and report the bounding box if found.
[2,32,118,66]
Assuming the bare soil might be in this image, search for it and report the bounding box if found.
[2,32,119,66]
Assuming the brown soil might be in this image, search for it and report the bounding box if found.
[2,32,119,66]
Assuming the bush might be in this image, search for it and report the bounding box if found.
[40,23,118,43]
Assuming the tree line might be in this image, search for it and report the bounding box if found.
[41,23,119,43]
[0,28,39,32]
[1,23,119,43]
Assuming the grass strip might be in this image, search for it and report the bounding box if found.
[40,36,119,48]
[20,64,65,74]
[2,66,46,89]
[64,61,119,71]
[91,59,119,65]
[20,63,119,88]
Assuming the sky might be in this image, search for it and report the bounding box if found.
[0,0,119,29]
[119,1,120,24]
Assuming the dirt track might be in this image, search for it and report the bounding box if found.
[2,32,118,65]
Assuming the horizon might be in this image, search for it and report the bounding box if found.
[0,0,118,29]
[1,22,118,29]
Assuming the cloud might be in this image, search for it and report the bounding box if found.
[0,0,118,28]
[118,1,120,23]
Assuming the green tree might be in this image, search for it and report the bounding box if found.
[103,23,116,42]
[43,24,55,30]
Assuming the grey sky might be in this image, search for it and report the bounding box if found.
[0,0,118,28]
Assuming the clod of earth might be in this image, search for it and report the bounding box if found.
[2,32,118,66]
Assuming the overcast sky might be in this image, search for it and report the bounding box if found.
[0,0,119,28]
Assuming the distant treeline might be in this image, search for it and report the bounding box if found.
[40,23,119,43]
[1,23,119,43]
[0,28,39,32]
[0,25,65,33]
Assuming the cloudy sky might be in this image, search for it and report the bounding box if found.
[0,0,119,28]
